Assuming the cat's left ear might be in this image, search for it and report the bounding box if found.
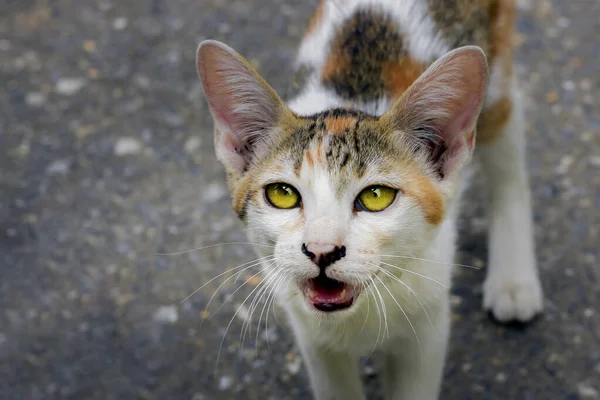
[197,40,293,174]
[381,46,488,179]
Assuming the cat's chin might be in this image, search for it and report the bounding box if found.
[299,274,359,313]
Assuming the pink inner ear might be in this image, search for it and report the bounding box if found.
[200,61,237,134]
[448,95,482,151]
[215,125,246,173]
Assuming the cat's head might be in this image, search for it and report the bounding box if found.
[196,40,487,316]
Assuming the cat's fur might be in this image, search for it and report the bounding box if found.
[196,0,543,398]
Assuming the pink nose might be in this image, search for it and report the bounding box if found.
[301,243,347,270]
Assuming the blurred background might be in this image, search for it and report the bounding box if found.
[0,0,599,399]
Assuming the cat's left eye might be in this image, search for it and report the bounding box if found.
[264,182,301,209]
[355,185,397,212]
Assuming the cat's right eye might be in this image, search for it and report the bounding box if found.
[264,182,301,209]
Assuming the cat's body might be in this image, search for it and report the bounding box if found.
[196,0,543,399]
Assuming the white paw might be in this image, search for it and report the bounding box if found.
[483,273,543,323]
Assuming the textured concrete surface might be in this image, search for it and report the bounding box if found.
[0,0,599,399]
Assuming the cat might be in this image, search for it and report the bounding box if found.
[195,0,543,398]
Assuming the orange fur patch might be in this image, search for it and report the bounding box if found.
[232,175,252,217]
[316,143,324,165]
[305,0,326,37]
[305,150,314,167]
[324,117,356,134]
[321,54,425,99]
[321,54,341,82]
[404,173,445,226]
[476,97,513,145]
[382,58,425,99]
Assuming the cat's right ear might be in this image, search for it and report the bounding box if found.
[197,40,292,174]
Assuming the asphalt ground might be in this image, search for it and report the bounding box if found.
[0,0,599,399]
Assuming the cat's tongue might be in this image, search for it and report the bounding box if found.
[305,275,354,311]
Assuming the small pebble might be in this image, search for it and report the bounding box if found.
[184,137,202,154]
[114,137,142,156]
[46,159,70,175]
[203,182,227,203]
[450,295,462,307]
[584,308,594,318]
[545,91,559,103]
[26,92,46,106]
[235,303,251,322]
[363,365,376,377]
[113,17,128,30]
[218,376,233,391]
[55,78,86,95]
[261,327,279,342]
[556,17,570,29]
[589,156,600,167]
[561,80,575,91]
[580,79,593,91]
[495,372,507,383]
[286,355,302,375]
[82,40,96,53]
[556,155,573,175]
[153,305,179,324]
[0,332,6,346]
[134,75,150,89]
[578,383,599,399]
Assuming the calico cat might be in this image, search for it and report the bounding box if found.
[195,0,543,398]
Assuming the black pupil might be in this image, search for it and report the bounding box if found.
[280,185,291,196]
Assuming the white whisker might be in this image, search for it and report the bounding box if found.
[370,263,434,329]
[180,255,275,304]
[156,241,275,256]
[374,274,424,372]
[379,260,448,289]
[215,264,280,376]
[380,253,479,270]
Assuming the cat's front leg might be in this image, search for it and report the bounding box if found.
[380,307,450,400]
[476,84,543,323]
[287,313,365,400]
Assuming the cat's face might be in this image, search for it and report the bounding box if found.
[196,40,487,316]
[240,110,445,314]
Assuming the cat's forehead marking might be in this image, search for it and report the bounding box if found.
[280,108,392,196]
[324,116,357,135]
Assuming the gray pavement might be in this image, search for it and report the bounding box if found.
[0,0,599,399]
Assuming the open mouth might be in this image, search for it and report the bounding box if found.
[301,273,356,312]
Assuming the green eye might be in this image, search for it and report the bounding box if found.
[265,183,301,209]
[355,185,397,212]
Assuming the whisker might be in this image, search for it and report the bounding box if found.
[365,282,383,358]
[156,241,275,256]
[256,272,288,351]
[379,261,448,289]
[369,276,389,339]
[241,268,282,353]
[380,254,480,270]
[369,263,434,329]
[180,255,275,304]
[374,274,424,372]
[209,261,275,323]
[359,281,371,334]
[214,264,280,377]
